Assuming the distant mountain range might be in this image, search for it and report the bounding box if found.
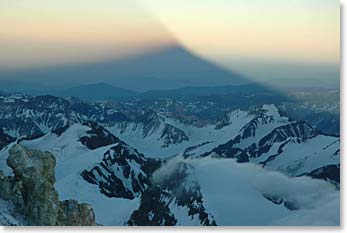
[140,83,271,99]
[0,82,276,102]
[35,83,137,102]
[0,45,248,92]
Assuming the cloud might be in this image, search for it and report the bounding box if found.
[151,156,340,226]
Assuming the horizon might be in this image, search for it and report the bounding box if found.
[0,0,340,87]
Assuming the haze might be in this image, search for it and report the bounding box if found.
[0,0,340,86]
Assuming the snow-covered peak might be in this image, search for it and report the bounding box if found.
[261,104,282,118]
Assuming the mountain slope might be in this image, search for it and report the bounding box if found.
[106,108,253,158]
[0,123,144,225]
[0,93,129,137]
[0,91,340,226]
[0,120,340,226]
[194,109,340,180]
[0,123,217,226]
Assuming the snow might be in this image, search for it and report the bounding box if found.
[1,123,140,226]
[185,157,340,226]
[0,103,340,226]
[55,171,139,226]
[168,200,201,226]
[105,105,293,159]
[186,158,289,225]
[1,99,15,103]
[0,141,17,176]
[234,105,289,150]
[263,136,340,176]
[106,108,254,158]
[0,199,25,226]
[2,129,21,138]
[93,148,147,197]
[152,156,339,226]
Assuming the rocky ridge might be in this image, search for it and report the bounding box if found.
[0,144,96,226]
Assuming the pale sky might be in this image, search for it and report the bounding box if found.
[0,0,340,70]
[0,0,174,69]
[142,0,340,64]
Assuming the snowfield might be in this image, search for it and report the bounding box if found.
[157,157,340,226]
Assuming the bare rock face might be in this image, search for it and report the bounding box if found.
[0,170,13,200]
[0,170,24,210]
[0,128,15,151]
[0,144,96,226]
[59,200,96,226]
[7,144,59,226]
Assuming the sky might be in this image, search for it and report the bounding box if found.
[0,0,175,69]
[0,0,340,83]
[143,0,339,64]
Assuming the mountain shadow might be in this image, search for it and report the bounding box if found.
[0,45,249,92]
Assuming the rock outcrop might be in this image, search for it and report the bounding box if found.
[7,144,59,226]
[0,128,15,151]
[128,162,216,226]
[0,144,96,226]
[58,200,96,226]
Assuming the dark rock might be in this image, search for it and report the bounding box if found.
[79,121,123,150]
[0,129,15,151]
[160,124,189,147]
[81,143,157,199]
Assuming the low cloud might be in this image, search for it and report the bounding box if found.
[151,156,340,226]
